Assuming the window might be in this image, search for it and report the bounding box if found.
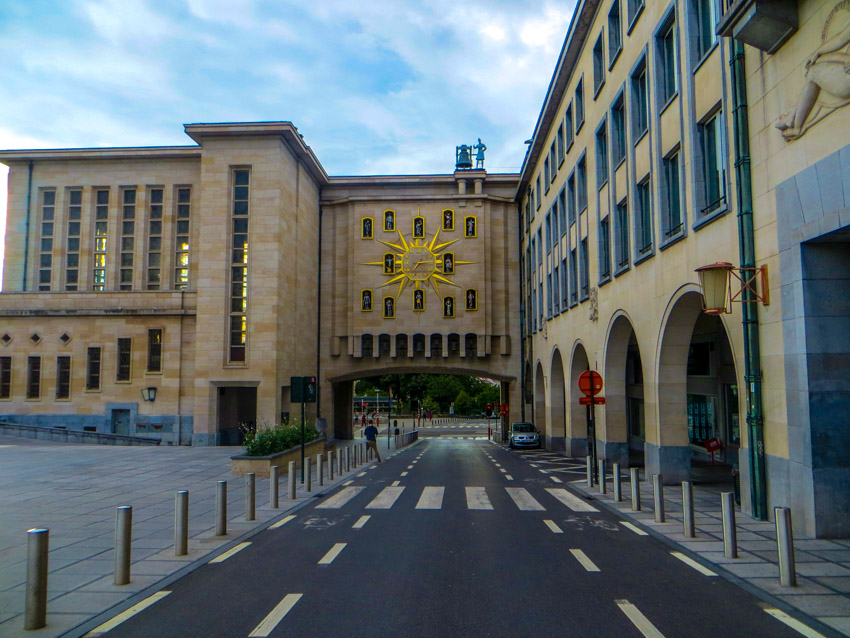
[536,176,541,210]
[628,0,644,28]
[558,188,567,236]
[631,61,649,138]
[596,124,609,187]
[577,155,588,212]
[0,357,10,399]
[656,17,678,106]
[662,151,683,238]
[26,357,40,399]
[568,173,577,227]
[699,111,727,216]
[560,257,569,306]
[538,281,544,325]
[687,394,715,445]
[230,169,251,363]
[553,266,560,314]
[557,123,565,164]
[593,34,605,93]
[86,347,101,390]
[65,189,82,290]
[692,0,718,62]
[615,200,630,269]
[547,273,553,317]
[609,0,622,64]
[599,216,611,279]
[117,338,131,381]
[147,188,163,290]
[56,356,71,400]
[569,249,578,305]
[565,104,574,149]
[120,189,136,291]
[580,238,590,299]
[147,329,162,372]
[175,187,191,289]
[549,142,557,183]
[636,178,653,255]
[544,157,550,192]
[92,189,109,291]
[575,78,585,131]
[39,190,55,291]
[537,229,543,266]
[611,94,627,165]
[545,212,552,253]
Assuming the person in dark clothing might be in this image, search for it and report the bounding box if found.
[364,422,381,462]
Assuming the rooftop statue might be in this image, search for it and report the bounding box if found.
[474,138,486,169]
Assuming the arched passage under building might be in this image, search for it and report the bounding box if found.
[567,343,590,457]
[603,314,644,467]
[549,349,566,452]
[534,362,546,440]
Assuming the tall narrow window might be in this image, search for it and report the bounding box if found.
[537,229,543,266]
[56,356,71,400]
[545,211,552,253]
[175,187,191,289]
[65,189,82,290]
[569,248,578,305]
[557,123,565,164]
[631,61,649,138]
[628,0,644,26]
[92,189,109,291]
[549,142,557,182]
[609,0,622,62]
[116,338,132,381]
[565,104,574,148]
[26,357,41,399]
[693,0,718,62]
[599,216,612,279]
[558,188,567,236]
[663,152,683,237]
[596,124,609,187]
[229,169,251,363]
[593,34,605,93]
[699,111,727,215]
[147,188,163,290]
[616,200,630,268]
[547,273,553,317]
[39,190,55,291]
[611,95,627,165]
[147,329,162,372]
[0,357,11,399]
[536,176,541,210]
[580,238,590,299]
[553,266,560,314]
[560,257,569,306]
[120,188,136,291]
[568,173,577,227]
[636,179,653,255]
[657,17,678,106]
[544,158,550,191]
[86,347,101,390]
[577,156,588,212]
[575,78,585,130]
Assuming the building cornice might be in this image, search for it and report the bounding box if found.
[0,146,201,165]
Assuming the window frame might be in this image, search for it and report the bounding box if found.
[147,328,163,373]
[695,107,729,225]
[627,0,645,34]
[56,355,71,400]
[661,148,685,245]
[634,177,654,262]
[630,55,649,142]
[608,0,623,69]
[595,119,609,189]
[574,77,585,133]
[614,199,631,275]
[26,356,41,400]
[593,32,606,97]
[611,90,627,167]
[86,347,102,391]
[116,338,132,382]
[655,8,679,111]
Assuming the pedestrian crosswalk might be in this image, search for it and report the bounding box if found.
[315,484,599,513]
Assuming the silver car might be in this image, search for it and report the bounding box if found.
[509,422,540,449]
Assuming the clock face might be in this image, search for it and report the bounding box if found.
[401,246,437,281]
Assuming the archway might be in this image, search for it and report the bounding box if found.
[567,343,589,456]
[534,362,546,438]
[603,314,644,466]
[549,349,566,451]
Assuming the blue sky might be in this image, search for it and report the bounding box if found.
[0,0,576,283]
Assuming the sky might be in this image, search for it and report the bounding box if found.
[0,0,577,285]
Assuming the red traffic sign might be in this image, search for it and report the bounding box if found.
[579,396,606,405]
[578,370,604,397]
[704,437,722,453]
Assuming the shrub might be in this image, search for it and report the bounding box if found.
[241,421,319,457]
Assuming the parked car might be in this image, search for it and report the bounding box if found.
[509,422,540,449]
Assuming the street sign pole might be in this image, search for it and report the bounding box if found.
[301,398,305,483]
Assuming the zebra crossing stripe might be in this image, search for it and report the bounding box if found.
[416,486,445,509]
[466,487,493,510]
[366,486,405,509]
[316,486,365,509]
[506,487,545,511]
[545,488,599,512]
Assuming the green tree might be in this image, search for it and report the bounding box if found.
[454,390,476,416]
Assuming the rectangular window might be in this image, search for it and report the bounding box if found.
[568,173,577,227]
[120,188,136,291]
[230,169,251,363]
[538,281,543,325]
[557,123,565,164]
[616,200,630,269]
[631,61,649,138]
[529,187,535,222]
[545,212,552,253]
[553,266,560,314]
[628,0,644,27]
[636,178,653,255]
[175,187,192,289]
[593,34,605,93]
[580,238,590,299]
[551,199,560,244]
[147,188,163,290]
[558,188,567,236]
[549,142,557,182]
[531,290,537,332]
[536,175,541,210]
[609,0,622,63]
[65,189,82,290]
[117,338,131,381]
[611,95,627,166]
[599,216,612,279]
[544,157,550,192]
[596,124,609,187]
[537,229,543,266]
[575,78,585,131]
[26,357,40,399]
[39,190,55,291]
[693,0,718,62]
[560,257,569,306]
[565,104,574,149]
[699,111,727,215]
[547,273,553,318]
[92,189,109,291]
[56,356,71,400]
[86,347,101,390]
[569,249,578,305]
[663,152,683,238]
[656,17,678,106]
[147,329,163,372]
[577,155,588,212]
[0,357,11,399]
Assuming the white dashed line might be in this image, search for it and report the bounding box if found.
[670,552,717,576]
[620,521,649,536]
[366,486,405,509]
[764,609,827,638]
[83,591,171,636]
[357,472,367,477]
[352,515,371,529]
[550,476,563,483]
[570,549,601,572]
[391,480,401,487]
[616,599,665,638]
[209,542,251,564]
[270,515,296,529]
[318,543,347,565]
[400,471,409,477]
[544,519,564,534]
[416,487,445,509]
[342,480,354,486]
[248,594,303,637]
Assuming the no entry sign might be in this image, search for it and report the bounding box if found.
[578,370,604,397]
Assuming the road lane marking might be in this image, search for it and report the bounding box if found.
[530,464,539,468]
[248,593,303,637]
[570,549,601,572]
[505,475,514,481]
[616,599,665,638]
[316,486,365,509]
[209,542,251,564]
[416,487,445,509]
[494,463,502,468]
[318,543,347,565]
[544,519,564,534]
[545,488,598,512]
[670,552,717,576]
[352,515,371,529]
[366,486,405,509]
[342,480,354,486]
[83,591,171,636]
[466,487,493,510]
[499,468,507,473]
[407,465,414,469]
[270,515,296,529]
[764,609,827,637]
[391,480,401,487]
[357,472,367,477]
[506,487,546,511]
[550,476,563,483]
[621,521,649,536]
[401,471,409,477]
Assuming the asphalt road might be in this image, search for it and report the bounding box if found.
[89,438,811,637]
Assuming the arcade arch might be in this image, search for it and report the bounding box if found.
[549,349,566,452]
[568,342,589,456]
[534,362,546,436]
[603,314,644,466]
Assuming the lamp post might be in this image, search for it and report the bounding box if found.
[141,387,157,402]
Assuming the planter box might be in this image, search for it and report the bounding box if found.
[231,437,331,478]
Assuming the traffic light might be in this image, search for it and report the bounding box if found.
[304,376,317,403]
[362,402,366,409]
[485,404,493,417]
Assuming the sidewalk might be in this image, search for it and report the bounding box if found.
[0,434,402,637]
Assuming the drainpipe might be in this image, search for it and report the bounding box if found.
[729,39,768,521]
[518,202,527,423]
[22,161,33,291]
[316,203,322,421]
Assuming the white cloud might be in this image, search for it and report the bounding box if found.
[80,0,179,43]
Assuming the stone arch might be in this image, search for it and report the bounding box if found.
[567,341,590,456]
[447,333,460,355]
[412,333,425,356]
[378,333,391,357]
[430,333,442,357]
[396,333,408,358]
[603,312,644,466]
[534,361,546,436]
[549,348,566,452]
[464,333,477,357]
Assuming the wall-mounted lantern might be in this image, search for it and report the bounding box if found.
[695,262,770,315]
[141,386,157,402]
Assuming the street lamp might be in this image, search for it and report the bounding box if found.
[695,262,769,315]
[140,387,157,402]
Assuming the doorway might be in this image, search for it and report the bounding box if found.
[218,386,257,445]
[111,409,131,435]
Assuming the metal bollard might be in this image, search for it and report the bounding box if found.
[682,481,695,538]
[288,461,296,500]
[721,491,738,559]
[362,442,367,463]
[175,491,189,556]
[114,506,133,585]
[24,528,49,630]
[270,466,279,509]
[631,468,641,511]
[215,481,227,536]
[613,463,622,502]
[337,449,342,477]
[652,474,665,523]
[586,456,594,487]
[775,507,797,587]
[346,446,351,472]
[327,451,333,480]
[317,453,324,487]
[245,473,256,521]
[305,457,312,493]
[598,458,607,495]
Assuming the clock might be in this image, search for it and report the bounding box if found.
[401,245,436,281]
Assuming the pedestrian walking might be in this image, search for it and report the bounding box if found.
[365,422,381,462]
